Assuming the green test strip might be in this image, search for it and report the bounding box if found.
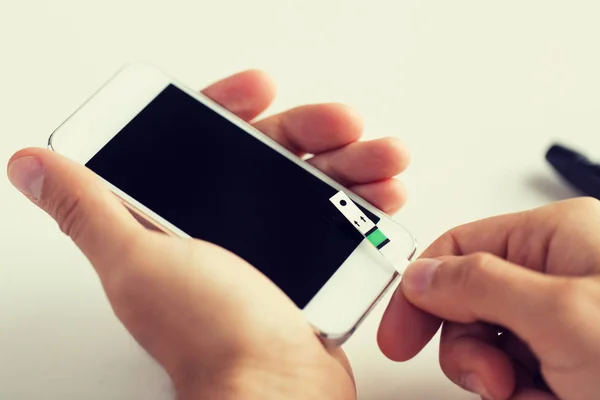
[365,227,391,250]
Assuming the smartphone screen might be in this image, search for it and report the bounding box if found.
[86,84,379,308]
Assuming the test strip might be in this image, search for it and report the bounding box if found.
[329,191,410,274]
[365,226,391,249]
[329,191,376,235]
[329,191,390,251]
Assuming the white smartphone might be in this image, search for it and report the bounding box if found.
[48,63,416,345]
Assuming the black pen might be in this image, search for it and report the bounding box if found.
[546,144,600,200]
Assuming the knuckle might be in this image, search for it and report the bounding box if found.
[571,196,600,211]
[100,237,149,298]
[558,197,600,217]
[442,252,492,291]
[466,252,494,268]
[100,235,178,313]
[42,186,87,242]
[532,279,600,371]
[552,280,593,324]
[101,254,149,317]
[441,224,472,256]
[103,264,139,305]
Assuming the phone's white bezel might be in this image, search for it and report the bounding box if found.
[48,64,417,343]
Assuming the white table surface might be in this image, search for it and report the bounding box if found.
[1,1,599,398]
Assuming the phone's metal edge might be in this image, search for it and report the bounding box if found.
[120,199,182,237]
[47,62,418,346]
[48,64,137,151]
[318,244,417,347]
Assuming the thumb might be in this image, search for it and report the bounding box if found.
[7,148,147,268]
[400,254,567,354]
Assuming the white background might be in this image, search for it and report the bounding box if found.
[0,1,599,399]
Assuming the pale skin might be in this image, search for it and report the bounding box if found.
[6,71,600,400]
[379,197,600,400]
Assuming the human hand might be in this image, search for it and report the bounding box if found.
[378,198,600,400]
[8,70,410,400]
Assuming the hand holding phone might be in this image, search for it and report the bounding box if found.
[8,70,412,398]
[45,64,416,341]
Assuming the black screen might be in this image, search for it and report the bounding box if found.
[86,85,378,308]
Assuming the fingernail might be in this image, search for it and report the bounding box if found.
[8,157,45,200]
[401,258,441,294]
[461,373,492,399]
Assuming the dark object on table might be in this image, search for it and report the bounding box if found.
[546,144,600,200]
